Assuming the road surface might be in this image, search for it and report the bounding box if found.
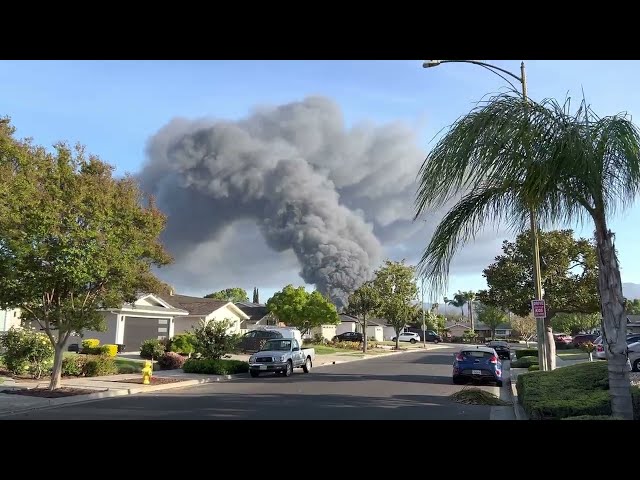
[4,347,514,420]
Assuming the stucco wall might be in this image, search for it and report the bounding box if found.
[66,312,118,348]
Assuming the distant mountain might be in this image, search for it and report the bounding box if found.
[623,283,640,300]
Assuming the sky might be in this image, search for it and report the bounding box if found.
[2,60,640,303]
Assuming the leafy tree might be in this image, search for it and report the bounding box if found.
[476,304,508,340]
[193,319,239,359]
[414,92,640,418]
[0,118,171,390]
[204,288,249,303]
[266,285,339,335]
[346,281,381,353]
[477,230,599,321]
[372,260,418,350]
[625,298,640,315]
[510,315,537,347]
[444,292,466,319]
[551,312,601,336]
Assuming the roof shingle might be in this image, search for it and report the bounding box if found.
[158,294,229,316]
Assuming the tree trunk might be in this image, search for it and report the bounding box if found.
[362,315,368,354]
[49,344,64,391]
[395,329,400,350]
[594,217,633,420]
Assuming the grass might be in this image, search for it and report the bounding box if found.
[312,345,342,355]
[517,361,640,420]
[63,352,144,374]
[450,387,508,406]
[557,348,589,360]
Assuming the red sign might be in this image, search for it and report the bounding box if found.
[531,299,546,318]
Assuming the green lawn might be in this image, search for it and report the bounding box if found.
[311,345,342,355]
[63,352,144,374]
[557,349,589,361]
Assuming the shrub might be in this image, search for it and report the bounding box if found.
[100,344,118,357]
[61,355,87,377]
[512,356,539,368]
[84,356,118,377]
[302,338,314,346]
[183,358,249,375]
[0,327,54,378]
[515,348,538,359]
[158,352,187,370]
[515,361,640,419]
[140,338,167,359]
[193,319,239,359]
[561,415,622,420]
[82,339,100,349]
[332,341,362,350]
[528,364,540,371]
[117,364,138,374]
[168,333,196,356]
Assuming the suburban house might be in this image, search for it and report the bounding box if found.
[64,292,250,353]
[235,301,279,332]
[445,321,472,338]
[0,308,21,333]
[474,321,512,339]
[336,314,388,341]
[627,315,640,334]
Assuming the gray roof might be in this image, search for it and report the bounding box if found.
[158,294,229,316]
[236,303,269,321]
[475,322,511,331]
[628,315,640,323]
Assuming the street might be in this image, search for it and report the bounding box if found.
[3,348,514,420]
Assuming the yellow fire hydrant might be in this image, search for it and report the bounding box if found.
[142,360,153,385]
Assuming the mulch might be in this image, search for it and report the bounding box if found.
[110,377,185,385]
[0,387,98,398]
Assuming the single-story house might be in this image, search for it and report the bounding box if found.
[63,292,250,353]
[445,322,472,338]
[474,322,512,339]
[310,324,338,341]
[235,302,279,333]
[0,308,22,333]
[336,314,389,341]
[627,315,640,334]
[336,314,358,336]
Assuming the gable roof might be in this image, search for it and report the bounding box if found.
[235,302,270,321]
[158,294,249,319]
[339,314,358,323]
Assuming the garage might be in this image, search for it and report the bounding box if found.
[123,317,164,352]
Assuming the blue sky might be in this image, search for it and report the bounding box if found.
[2,60,640,301]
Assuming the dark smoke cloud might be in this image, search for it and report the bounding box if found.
[139,96,505,304]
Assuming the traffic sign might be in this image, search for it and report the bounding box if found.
[531,299,546,318]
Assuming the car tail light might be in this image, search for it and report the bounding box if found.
[489,355,498,364]
[455,353,465,361]
[597,345,604,352]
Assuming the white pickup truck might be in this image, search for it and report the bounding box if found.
[248,338,315,378]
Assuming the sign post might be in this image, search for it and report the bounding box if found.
[531,299,547,370]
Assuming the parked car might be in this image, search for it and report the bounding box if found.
[404,327,443,343]
[238,329,284,353]
[571,333,598,348]
[593,334,640,360]
[452,345,503,386]
[554,333,573,349]
[392,332,421,344]
[486,340,511,360]
[628,341,640,371]
[333,331,363,343]
[248,338,315,378]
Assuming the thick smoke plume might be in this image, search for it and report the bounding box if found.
[141,97,430,306]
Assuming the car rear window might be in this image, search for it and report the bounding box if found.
[461,350,494,358]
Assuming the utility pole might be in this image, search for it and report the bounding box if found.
[421,275,426,349]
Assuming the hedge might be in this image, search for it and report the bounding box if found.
[182,358,249,375]
[516,361,640,419]
[512,356,539,368]
[515,349,539,359]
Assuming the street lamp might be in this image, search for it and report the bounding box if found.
[422,59,548,370]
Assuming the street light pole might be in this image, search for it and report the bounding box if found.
[422,60,549,370]
[421,275,426,349]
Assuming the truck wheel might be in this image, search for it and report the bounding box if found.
[303,357,312,373]
[250,371,259,378]
[284,360,293,377]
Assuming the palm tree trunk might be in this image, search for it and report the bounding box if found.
[594,217,633,420]
[363,315,368,354]
[469,302,474,332]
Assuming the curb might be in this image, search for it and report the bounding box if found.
[509,368,529,420]
[313,344,451,367]
[0,373,247,417]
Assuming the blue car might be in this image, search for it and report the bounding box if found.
[452,346,503,387]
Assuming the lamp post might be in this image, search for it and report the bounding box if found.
[422,60,548,370]
[421,275,426,348]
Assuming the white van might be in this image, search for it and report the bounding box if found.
[252,325,303,345]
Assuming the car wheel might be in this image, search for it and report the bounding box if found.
[250,371,259,378]
[410,338,416,344]
[434,339,439,344]
[284,360,293,377]
[392,337,397,342]
[452,376,463,385]
[496,380,503,387]
[633,359,640,372]
[303,357,312,373]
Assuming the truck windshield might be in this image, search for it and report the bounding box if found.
[260,340,292,351]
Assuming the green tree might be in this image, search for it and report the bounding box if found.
[552,313,601,336]
[372,260,418,350]
[414,92,640,419]
[193,319,239,359]
[0,118,171,390]
[625,298,640,315]
[477,230,600,323]
[204,288,249,303]
[346,281,381,353]
[266,285,339,335]
[444,292,466,319]
[476,304,508,340]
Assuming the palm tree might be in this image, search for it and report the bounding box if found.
[444,292,466,320]
[414,91,640,420]
[461,291,477,331]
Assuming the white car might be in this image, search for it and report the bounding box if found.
[392,332,421,344]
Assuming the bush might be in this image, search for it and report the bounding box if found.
[516,361,640,420]
[312,333,326,345]
[82,339,100,349]
[168,333,196,355]
[140,338,167,359]
[332,341,362,350]
[512,356,539,368]
[61,355,87,377]
[158,352,187,370]
[528,364,540,371]
[84,356,118,377]
[183,358,249,375]
[0,327,54,378]
[515,348,539,359]
[100,344,118,357]
[193,319,239,359]
[561,415,623,420]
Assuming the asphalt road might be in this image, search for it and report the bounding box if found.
[4,347,514,420]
